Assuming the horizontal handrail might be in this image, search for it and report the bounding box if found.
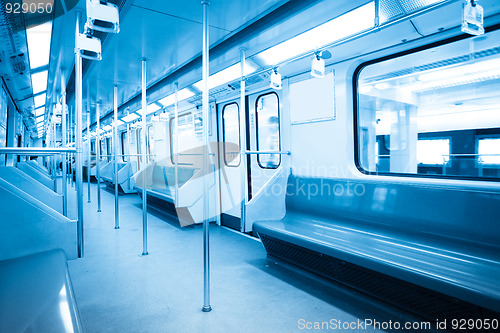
[0,147,77,155]
[245,150,291,155]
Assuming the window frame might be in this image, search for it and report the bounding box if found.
[169,112,192,165]
[222,102,241,167]
[255,92,281,169]
[353,25,500,182]
[120,131,127,162]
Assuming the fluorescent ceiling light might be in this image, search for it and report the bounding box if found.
[31,70,48,95]
[35,106,45,117]
[193,61,259,91]
[418,57,500,82]
[413,67,500,92]
[147,103,161,115]
[158,88,195,107]
[26,22,52,69]
[114,119,124,126]
[36,115,44,122]
[103,125,112,132]
[122,112,140,123]
[34,93,46,108]
[256,2,375,66]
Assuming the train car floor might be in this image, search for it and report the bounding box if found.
[65,182,423,333]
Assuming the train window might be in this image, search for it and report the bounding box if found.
[478,138,500,165]
[222,103,240,167]
[106,137,111,161]
[256,93,280,169]
[417,139,450,165]
[121,132,127,162]
[147,125,154,162]
[356,28,500,180]
[169,113,196,165]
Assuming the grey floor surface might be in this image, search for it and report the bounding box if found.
[64,181,420,333]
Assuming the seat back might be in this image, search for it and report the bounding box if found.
[285,176,500,248]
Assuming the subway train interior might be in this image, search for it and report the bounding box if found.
[1,0,500,332]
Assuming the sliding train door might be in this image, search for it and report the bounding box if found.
[244,90,287,232]
[217,99,245,231]
[217,89,288,233]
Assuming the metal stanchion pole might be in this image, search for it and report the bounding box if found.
[174,82,179,206]
[61,70,68,216]
[141,59,148,255]
[96,101,101,212]
[114,85,119,229]
[87,104,91,203]
[239,48,247,233]
[75,11,84,258]
[53,123,57,192]
[201,0,212,313]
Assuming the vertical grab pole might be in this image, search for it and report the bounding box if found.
[61,70,68,216]
[53,123,57,192]
[72,116,76,189]
[87,103,91,203]
[126,114,130,163]
[72,119,76,189]
[114,85,119,229]
[201,0,212,313]
[239,48,247,233]
[141,59,148,255]
[174,82,179,206]
[75,11,84,258]
[96,101,101,212]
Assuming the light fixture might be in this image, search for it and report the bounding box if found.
[34,93,46,108]
[121,112,140,123]
[26,22,52,70]
[270,68,282,90]
[146,103,161,115]
[158,88,195,107]
[256,2,375,66]
[35,106,45,117]
[31,70,48,94]
[310,50,332,78]
[103,125,112,132]
[192,61,259,91]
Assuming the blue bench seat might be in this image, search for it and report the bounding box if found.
[254,176,500,319]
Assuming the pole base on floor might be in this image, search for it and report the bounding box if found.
[97,210,101,212]
[141,252,149,256]
[114,226,120,229]
[87,200,91,203]
[202,305,212,312]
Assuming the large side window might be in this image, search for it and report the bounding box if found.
[121,131,127,162]
[147,125,154,162]
[256,92,280,169]
[222,103,240,167]
[169,113,197,165]
[356,28,500,180]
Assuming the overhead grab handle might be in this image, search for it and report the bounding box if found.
[76,33,102,61]
[86,0,120,34]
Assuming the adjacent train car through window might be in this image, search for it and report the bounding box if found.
[355,28,500,180]
[255,92,280,169]
[169,112,196,166]
[222,103,240,167]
